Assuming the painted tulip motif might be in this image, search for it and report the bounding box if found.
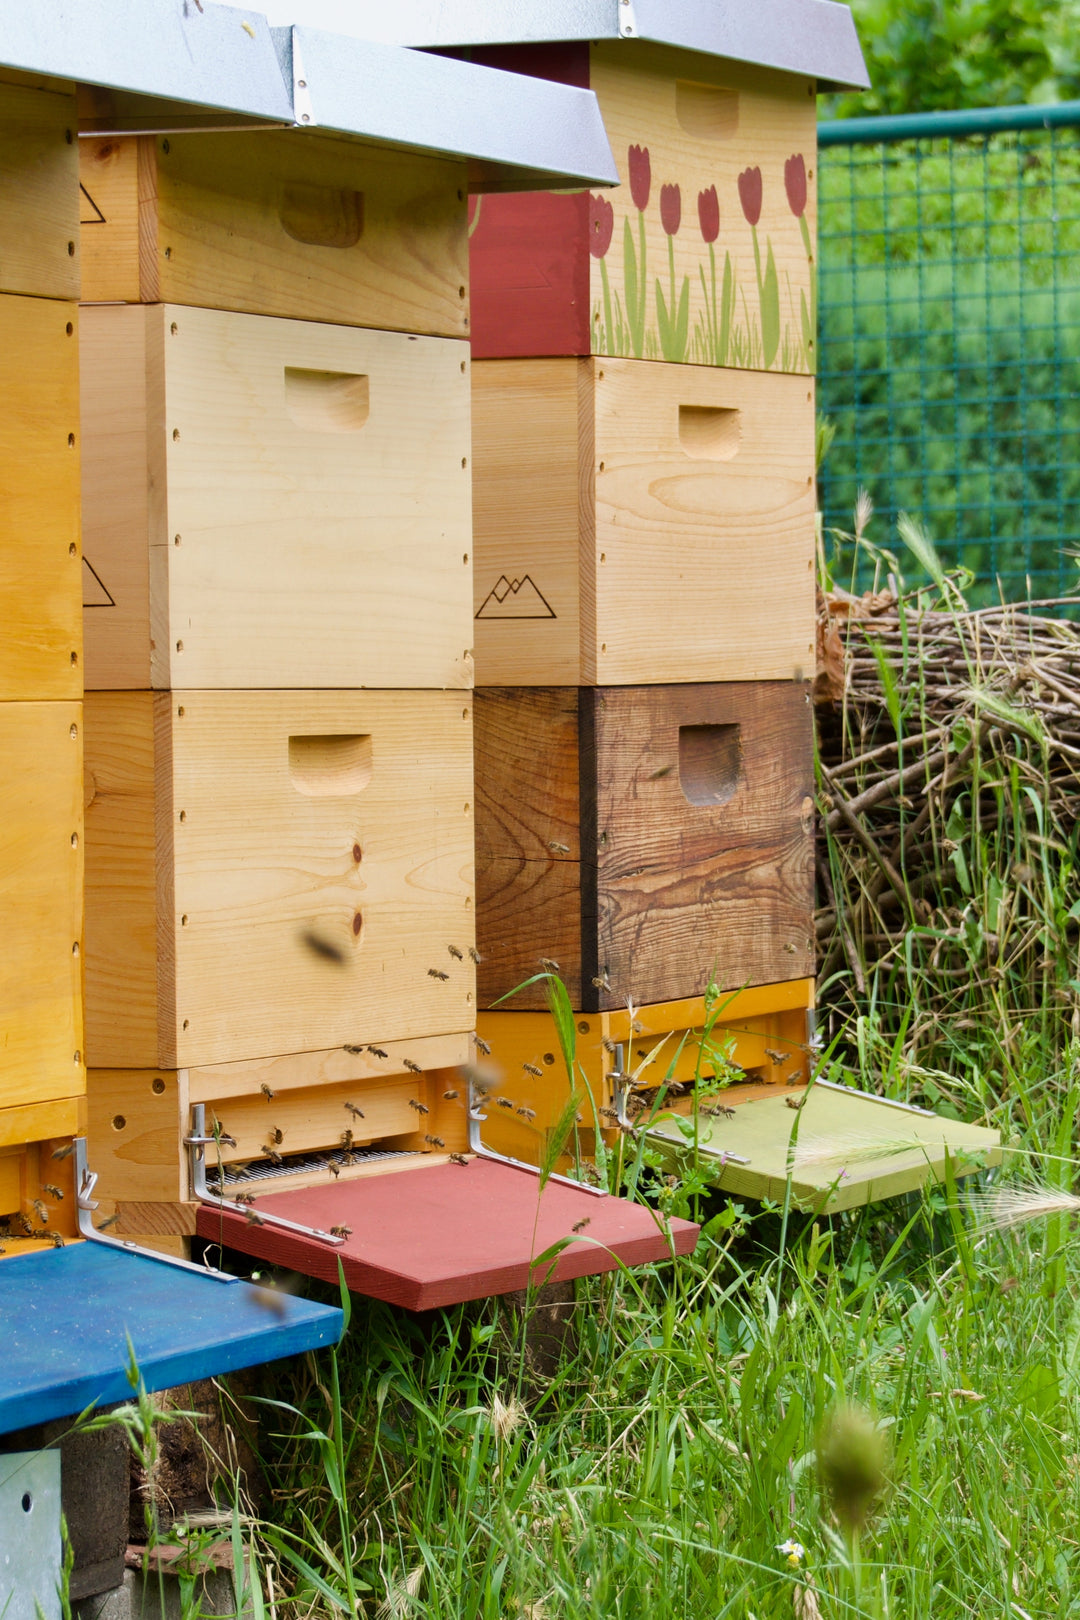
[623,144,651,357]
[656,183,690,361]
[785,153,815,369]
[739,165,779,368]
[590,193,616,353]
[697,184,734,366]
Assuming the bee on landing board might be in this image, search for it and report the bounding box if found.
[330,1224,352,1239]
[449,1153,469,1166]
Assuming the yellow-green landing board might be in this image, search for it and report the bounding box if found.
[646,1082,1001,1213]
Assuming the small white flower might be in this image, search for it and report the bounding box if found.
[777,1539,805,1569]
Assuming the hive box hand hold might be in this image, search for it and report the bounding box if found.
[471,357,815,687]
[476,682,814,1009]
[79,130,467,337]
[83,690,475,1070]
[80,304,472,691]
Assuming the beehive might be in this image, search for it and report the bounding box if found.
[79,130,468,336]
[475,682,815,1009]
[83,688,476,1070]
[80,303,472,691]
[469,44,818,372]
[471,356,815,686]
[0,77,79,300]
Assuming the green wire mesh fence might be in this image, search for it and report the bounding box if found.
[817,103,1080,607]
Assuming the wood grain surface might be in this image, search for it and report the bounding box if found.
[0,81,79,299]
[80,130,468,337]
[0,702,84,1108]
[470,356,815,686]
[84,690,475,1069]
[81,304,473,691]
[0,296,82,701]
[475,684,814,1008]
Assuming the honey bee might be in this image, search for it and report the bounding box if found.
[31,1200,48,1225]
[631,1019,644,1034]
[44,1231,65,1248]
[330,1224,352,1239]
[345,1102,365,1120]
[51,1142,76,1162]
[539,958,560,973]
[233,1191,257,1206]
[260,1083,275,1101]
[403,1059,422,1075]
[447,944,464,960]
[323,1158,341,1179]
[470,1033,491,1056]
[468,946,482,964]
[785,1095,804,1111]
[592,973,611,991]
[424,1134,446,1148]
[764,1049,789,1065]
[598,1106,619,1121]
[702,1104,736,1120]
[516,1106,536,1122]
[344,1044,365,1055]
[96,1212,121,1230]
[261,1145,284,1165]
[547,840,570,854]
[496,1096,514,1110]
[602,1038,618,1054]
[571,1218,591,1234]
[341,1130,354,1151]
[231,1162,253,1179]
[245,1208,266,1226]
[301,930,345,965]
[214,1129,238,1148]
[42,1185,64,1201]
[449,1152,469,1166]
[442,1088,460,1101]
[522,1062,543,1078]
[12,1212,32,1236]
[368,1045,388,1059]
[408,1099,429,1115]
[428,968,450,981]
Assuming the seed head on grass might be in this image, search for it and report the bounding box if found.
[488,1392,527,1443]
[376,1566,423,1620]
[971,1181,1080,1234]
[817,1402,889,1536]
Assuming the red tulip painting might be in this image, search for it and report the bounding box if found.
[786,153,815,369]
[655,183,689,361]
[739,165,779,369]
[622,144,652,358]
[590,193,616,355]
[696,185,734,366]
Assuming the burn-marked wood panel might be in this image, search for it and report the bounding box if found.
[475,684,814,1009]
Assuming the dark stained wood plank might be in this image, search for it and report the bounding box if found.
[476,856,583,1009]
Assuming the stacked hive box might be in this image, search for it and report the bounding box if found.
[79,128,479,1247]
[461,35,827,1157]
[0,76,85,1251]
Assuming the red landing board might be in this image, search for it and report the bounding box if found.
[195,1160,699,1312]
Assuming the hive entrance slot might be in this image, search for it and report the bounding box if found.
[285,368,370,434]
[678,723,743,806]
[280,184,364,248]
[678,405,740,462]
[675,82,739,140]
[289,733,372,796]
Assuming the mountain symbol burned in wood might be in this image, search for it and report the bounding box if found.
[475,574,556,620]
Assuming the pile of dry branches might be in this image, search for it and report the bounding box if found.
[813,585,1080,1039]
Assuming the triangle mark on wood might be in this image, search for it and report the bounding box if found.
[79,183,106,225]
[82,557,115,607]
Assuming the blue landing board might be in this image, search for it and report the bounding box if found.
[0,1243,343,1434]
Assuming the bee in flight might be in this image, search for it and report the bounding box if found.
[424,1134,446,1148]
[468,947,482,964]
[31,1200,49,1225]
[403,1059,422,1075]
[42,1184,64,1200]
[522,1062,543,1078]
[96,1212,121,1231]
[471,1033,491,1056]
[447,945,464,961]
[428,968,450,981]
[516,1106,537,1122]
[408,1098,430,1115]
[368,1045,388,1059]
[496,1096,514,1110]
[261,1145,284,1166]
[345,1101,365,1120]
[572,1218,591,1234]
[51,1142,76,1162]
[442,1088,460,1101]
[539,958,560,973]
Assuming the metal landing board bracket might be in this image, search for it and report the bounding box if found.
[187,1105,347,1247]
[74,1137,238,1282]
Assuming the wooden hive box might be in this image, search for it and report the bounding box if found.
[474,980,814,1169]
[79,130,468,337]
[471,356,815,686]
[0,76,79,300]
[0,295,82,702]
[86,1036,471,1230]
[0,701,85,1111]
[83,689,476,1071]
[468,43,817,372]
[80,303,472,692]
[476,682,815,1010]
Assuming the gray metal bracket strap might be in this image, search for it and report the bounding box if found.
[187,1105,346,1247]
[467,1085,608,1197]
[74,1137,238,1282]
